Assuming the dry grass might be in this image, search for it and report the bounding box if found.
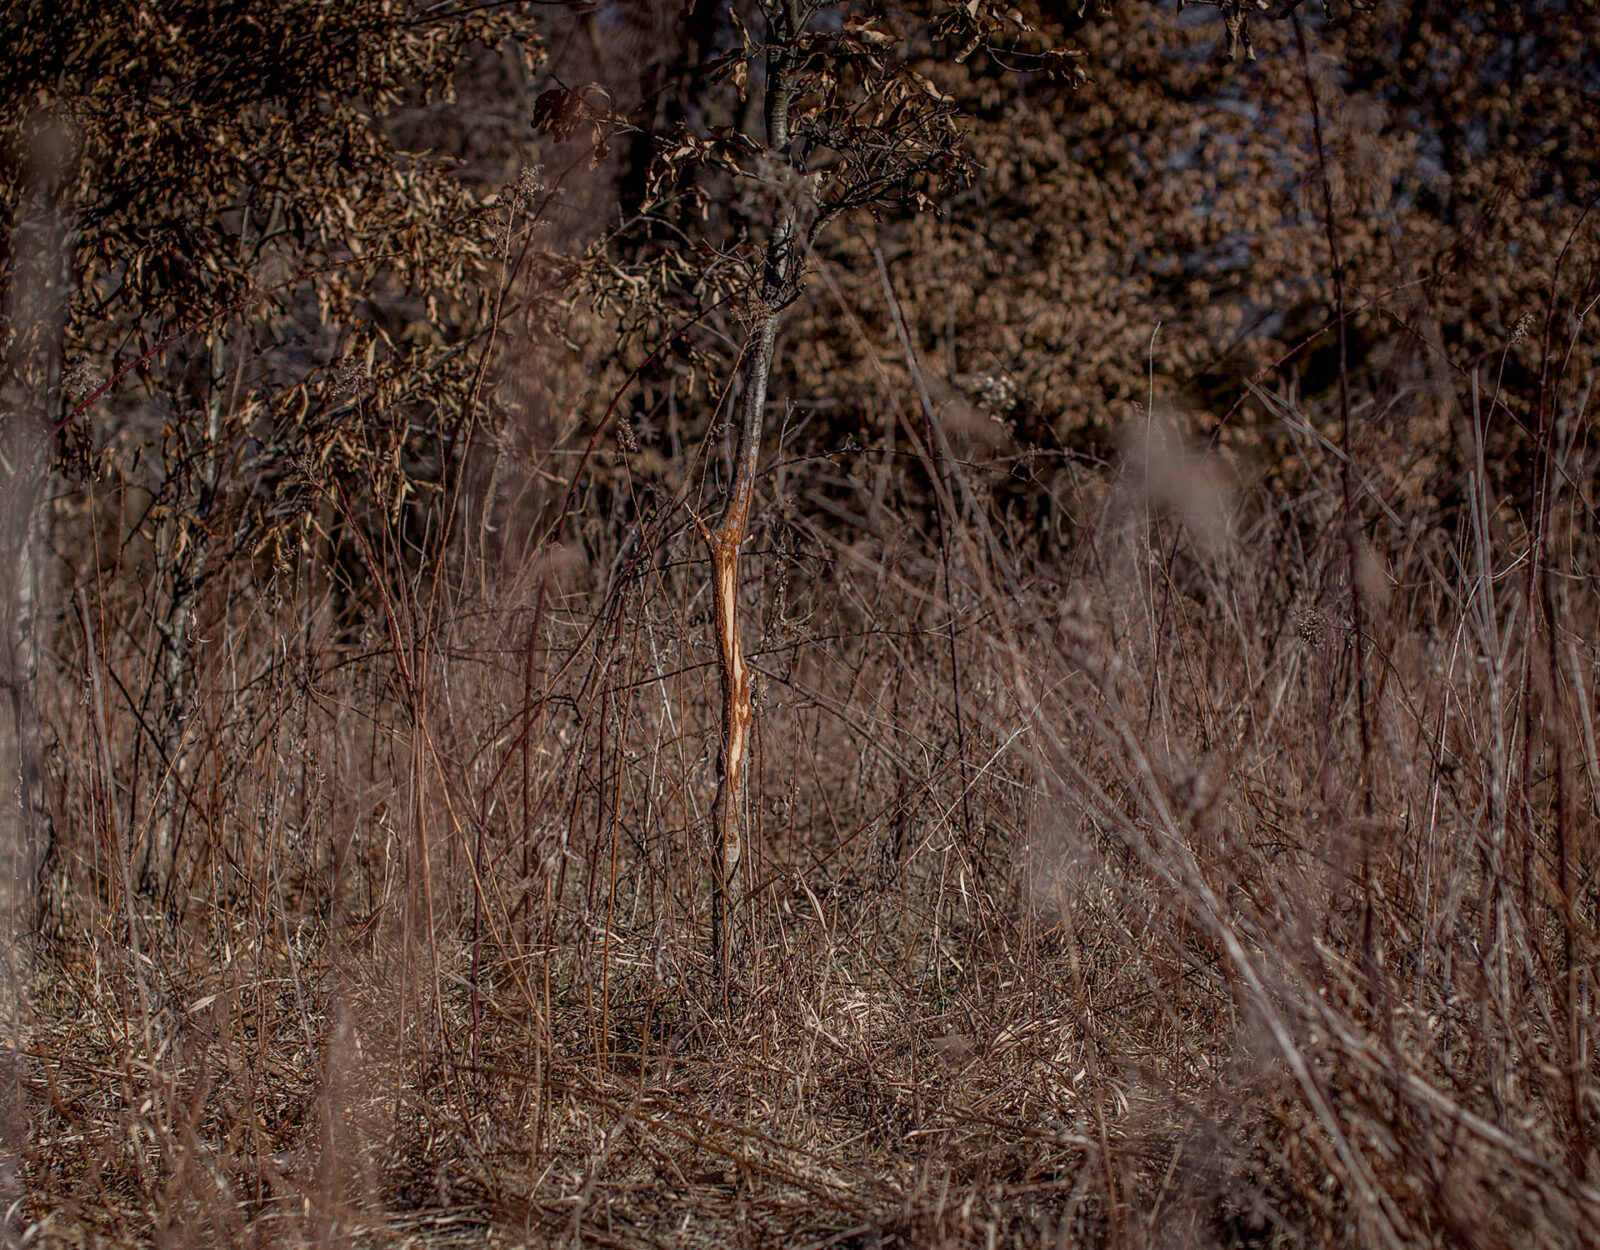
[9,285,1598,1249]
[4,2,1598,1247]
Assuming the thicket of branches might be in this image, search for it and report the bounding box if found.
[1,1,1597,1246]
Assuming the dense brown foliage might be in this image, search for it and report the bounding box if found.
[2,1,1597,1246]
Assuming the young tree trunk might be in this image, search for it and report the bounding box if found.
[706,8,802,976]
[0,123,71,1213]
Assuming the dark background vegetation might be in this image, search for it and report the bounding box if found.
[2,0,1598,1245]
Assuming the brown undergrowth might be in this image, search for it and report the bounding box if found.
[14,261,1600,1246]
[5,4,1599,1244]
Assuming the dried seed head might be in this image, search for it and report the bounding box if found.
[1297,609,1326,650]
[332,356,366,399]
[955,370,1019,412]
[63,360,98,403]
[515,164,546,209]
